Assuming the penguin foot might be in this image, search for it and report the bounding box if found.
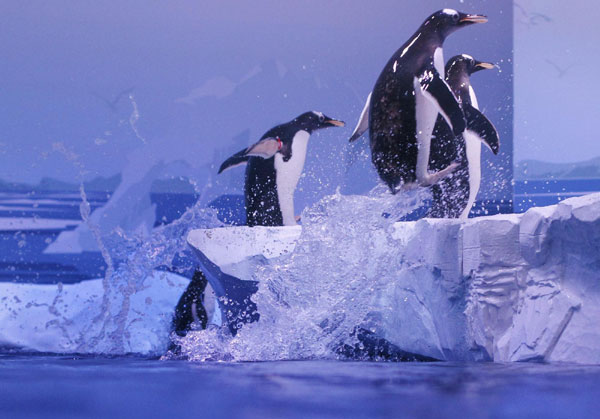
[394,182,420,193]
[419,161,460,187]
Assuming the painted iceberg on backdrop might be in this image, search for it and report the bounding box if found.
[187,192,600,364]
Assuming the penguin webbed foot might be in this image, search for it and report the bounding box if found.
[419,161,460,187]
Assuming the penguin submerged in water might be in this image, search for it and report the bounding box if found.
[348,9,488,193]
[219,111,345,226]
[429,54,500,219]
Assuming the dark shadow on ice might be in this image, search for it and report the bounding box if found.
[190,248,260,336]
[335,328,439,362]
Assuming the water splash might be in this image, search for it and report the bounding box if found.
[76,183,116,351]
[172,186,429,361]
[48,141,223,354]
[128,93,147,144]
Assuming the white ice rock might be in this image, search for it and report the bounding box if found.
[0,271,189,355]
[187,193,600,364]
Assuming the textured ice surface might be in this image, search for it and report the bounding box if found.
[0,272,189,355]
[187,192,600,364]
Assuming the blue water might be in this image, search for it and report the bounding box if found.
[1,356,598,419]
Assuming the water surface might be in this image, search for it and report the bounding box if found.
[1,355,598,419]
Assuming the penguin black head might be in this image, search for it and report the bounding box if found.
[293,111,345,133]
[446,54,496,78]
[423,9,488,40]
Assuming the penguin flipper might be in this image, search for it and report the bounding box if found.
[218,137,281,174]
[218,149,251,174]
[349,92,371,142]
[464,104,500,155]
[243,137,281,159]
[419,69,466,135]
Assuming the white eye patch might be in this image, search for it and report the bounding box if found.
[442,9,458,17]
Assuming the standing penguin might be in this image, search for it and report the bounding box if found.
[349,9,488,193]
[219,111,345,226]
[429,54,500,219]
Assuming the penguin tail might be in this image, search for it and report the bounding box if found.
[218,149,251,174]
[348,131,365,143]
[349,92,371,142]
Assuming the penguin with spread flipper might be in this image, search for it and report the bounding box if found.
[219,111,345,226]
[349,9,488,193]
[171,112,344,342]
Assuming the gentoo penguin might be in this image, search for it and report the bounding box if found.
[219,111,345,226]
[348,9,488,193]
[169,112,343,344]
[429,55,500,219]
[172,269,208,337]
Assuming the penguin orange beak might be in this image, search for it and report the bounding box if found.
[459,14,488,24]
[326,119,345,127]
[475,62,495,70]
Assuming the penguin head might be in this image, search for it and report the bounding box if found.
[294,111,345,133]
[446,54,496,78]
[423,9,488,40]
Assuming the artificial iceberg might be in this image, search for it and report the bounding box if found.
[187,192,600,364]
[0,271,189,354]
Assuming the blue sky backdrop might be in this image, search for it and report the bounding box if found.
[514,0,599,165]
[4,1,593,209]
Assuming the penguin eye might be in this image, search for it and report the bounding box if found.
[452,13,459,22]
[318,115,324,123]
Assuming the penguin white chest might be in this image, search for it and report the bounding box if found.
[460,88,482,219]
[433,48,445,75]
[274,130,310,226]
[411,47,446,186]
[413,77,439,185]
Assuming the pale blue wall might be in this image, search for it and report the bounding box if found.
[0,1,513,208]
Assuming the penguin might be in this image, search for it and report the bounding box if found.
[169,112,344,345]
[348,9,488,193]
[428,54,500,219]
[171,269,208,344]
[218,111,345,226]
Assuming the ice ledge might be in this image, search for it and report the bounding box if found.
[188,193,600,364]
